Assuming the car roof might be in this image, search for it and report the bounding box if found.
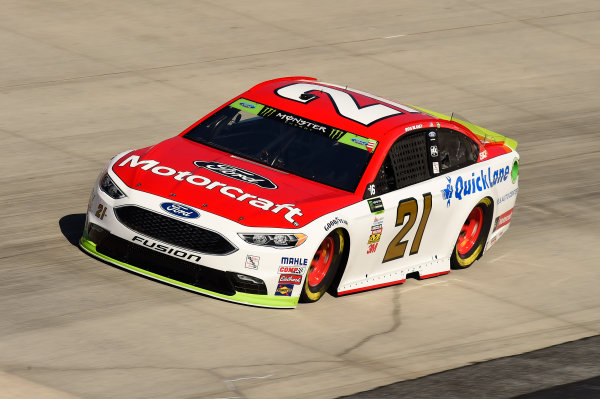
[240,77,436,142]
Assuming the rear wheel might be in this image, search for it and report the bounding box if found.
[451,197,492,269]
[300,229,345,303]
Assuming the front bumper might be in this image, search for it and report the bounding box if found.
[80,234,298,308]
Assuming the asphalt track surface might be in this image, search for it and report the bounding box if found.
[1,1,599,398]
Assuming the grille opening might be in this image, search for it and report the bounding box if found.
[114,206,236,255]
[94,232,237,296]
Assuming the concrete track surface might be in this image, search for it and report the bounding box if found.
[1,1,599,398]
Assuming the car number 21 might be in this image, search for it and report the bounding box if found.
[383,193,432,263]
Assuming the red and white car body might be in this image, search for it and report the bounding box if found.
[81,77,519,308]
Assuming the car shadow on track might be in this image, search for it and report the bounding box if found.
[59,213,86,246]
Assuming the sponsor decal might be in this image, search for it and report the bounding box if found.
[279,274,302,285]
[132,236,201,262]
[117,155,303,226]
[370,216,383,239]
[367,242,378,254]
[278,266,305,275]
[367,183,376,196]
[428,130,436,138]
[239,102,255,109]
[245,255,260,270]
[494,208,514,231]
[160,202,200,219]
[351,138,369,146]
[479,150,488,161]
[430,145,438,157]
[497,188,519,205]
[405,124,423,132]
[94,203,107,220]
[275,283,294,296]
[193,161,277,189]
[324,217,348,232]
[432,161,440,174]
[366,140,376,153]
[441,165,510,207]
[281,257,308,266]
[368,197,384,214]
[367,233,381,244]
[485,236,498,251]
[437,122,441,128]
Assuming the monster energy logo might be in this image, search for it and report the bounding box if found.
[329,128,346,140]
[260,107,277,117]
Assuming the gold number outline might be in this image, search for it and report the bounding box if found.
[383,193,432,263]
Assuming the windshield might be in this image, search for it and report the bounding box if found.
[183,98,378,192]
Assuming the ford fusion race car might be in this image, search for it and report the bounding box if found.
[81,76,519,308]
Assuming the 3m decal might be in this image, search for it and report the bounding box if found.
[117,155,303,226]
[132,236,201,262]
[245,255,260,270]
[279,274,302,285]
[160,202,200,219]
[442,165,510,207]
[367,242,378,254]
[368,197,384,214]
[275,83,417,126]
[95,204,107,220]
[383,193,432,263]
[275,283,294,296]
[193,161,277,189]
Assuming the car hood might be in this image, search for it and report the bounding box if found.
[111,136,359,228]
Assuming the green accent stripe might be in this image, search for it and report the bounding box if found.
[80,237,298,308]
[409,105,518,150]
[230,98,265,115]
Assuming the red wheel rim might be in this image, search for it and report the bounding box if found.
[308,237,334,287]
[457,207,484,255]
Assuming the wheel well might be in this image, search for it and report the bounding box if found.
[477,195,495,259]
[328,228,350,297]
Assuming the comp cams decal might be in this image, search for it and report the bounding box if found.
[193,161,277,189]
[442,165,510,207]
[117,155,303,226]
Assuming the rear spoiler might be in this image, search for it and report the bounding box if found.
[409,105,518,151]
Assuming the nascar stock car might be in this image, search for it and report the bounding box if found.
[81,76,519,308]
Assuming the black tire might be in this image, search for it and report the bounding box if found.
[451,197,493,269]
[300,229,345,303]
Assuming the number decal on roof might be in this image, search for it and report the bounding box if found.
[275,83,416,126]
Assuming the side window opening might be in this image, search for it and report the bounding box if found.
[437,128,479,172]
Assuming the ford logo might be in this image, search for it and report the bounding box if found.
[160,202,200,219]
[193,161,278,189]
[239,102,255,109]
[351,138,369,146]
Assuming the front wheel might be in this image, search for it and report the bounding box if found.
[300,229,345,303]
[451,197,493,269]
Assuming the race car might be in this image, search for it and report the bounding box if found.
[80,76,519,308]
